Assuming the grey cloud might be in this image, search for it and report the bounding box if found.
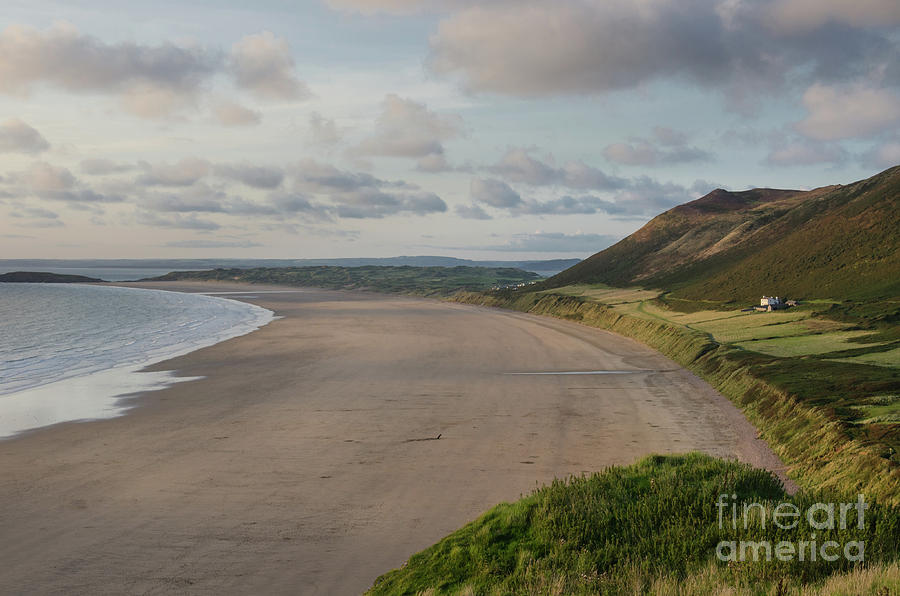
[0,23,221,118]
[455,203,492,220]
[165,239,263,248]
[213,101,262,126]
[862,138,900,169]
[470,178,522,208]
[230,31,309,100]
[354,95,462,161]
[794,82,900,141]
[80,158,135,175]
[428,0,900,110]
[9,206,59,219]
[488,148,626,190]
[0,119,50,153]
[213,163,284,189]
[332,189,447,219]
[480,231,620,253]
[765,139,848,166]
[603,129,711,167]
[292,159,447,218]
[309,112,342,146]
[324,0,425,15]
[137,158,210,187]
[136,211,221,230]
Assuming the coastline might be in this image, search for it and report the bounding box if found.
[0,283,274,439]
[0,282,794,594]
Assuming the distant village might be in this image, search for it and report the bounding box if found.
[744,296,799,312]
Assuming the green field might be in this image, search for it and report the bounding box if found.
[369,454,900,595]
[147,265,541,296]
[549,285,897,365]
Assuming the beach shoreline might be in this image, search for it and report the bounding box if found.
[0,281,793,594]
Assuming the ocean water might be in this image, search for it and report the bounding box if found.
[0,284,273,438]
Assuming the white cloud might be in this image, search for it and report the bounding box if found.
[80,159,135,175]
[355,94,462,160]
[230,31,309,100]
[213,101,262,126]
[0,119,50,153]
[137,158,210,187]
[765,139,847,166]
[862,140,900,169]
[0,23,221,118]
[795,83,900,141]
[308,112,342,146]
[324,0,426,15]
[480,231,619,253]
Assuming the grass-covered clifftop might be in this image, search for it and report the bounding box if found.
[369,454,899,595]
[145,265,540,296]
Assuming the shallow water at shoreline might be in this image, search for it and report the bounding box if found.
[0,284,273,438]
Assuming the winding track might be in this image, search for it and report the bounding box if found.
[0,283,790,595]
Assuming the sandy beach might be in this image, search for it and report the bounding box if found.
[0,282,792,595]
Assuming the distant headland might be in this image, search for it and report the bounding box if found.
[0,271,105,283]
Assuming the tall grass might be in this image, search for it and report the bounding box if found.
[368,454,899,595]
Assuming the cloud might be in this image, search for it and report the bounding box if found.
[324,0,426,15]
[455,203,492,219]
[470,178,522,208]
[603,127,711,166]
[427,0,900,111]
[0,23,221,118]
[80,159,135,175]
[354,94,462,162]
[480,231,620,253]
[308,112,342,146]
[136,211,221,230]
[213,163,284,189]
[765,138,847,166]
[862,139,900,169]
[14,161,75,192]
[5,161,124,202]
[763,0,900,33]
[291,159,448,218]
[137,158,210,186]
[213,101,261,126]
[795,82,900,141]
[471,172,698,219]
[488,147,627,189]
[9,206,59,219]
[0,119,50,153]
[165,239,263,248]
[230,31,309,100]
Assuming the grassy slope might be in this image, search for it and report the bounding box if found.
[547,166,900,306]
[369,454,899,595]
[146,265,540,296]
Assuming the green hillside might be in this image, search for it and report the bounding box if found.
[145,265,540,296]
[548,166,900,304]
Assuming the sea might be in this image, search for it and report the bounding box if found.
[0,283,273,438]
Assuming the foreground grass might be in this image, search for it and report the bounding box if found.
[369,454,899,595]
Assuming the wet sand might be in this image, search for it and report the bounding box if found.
[0,282,792,595]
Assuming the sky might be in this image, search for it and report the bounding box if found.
[1,0,898,260]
